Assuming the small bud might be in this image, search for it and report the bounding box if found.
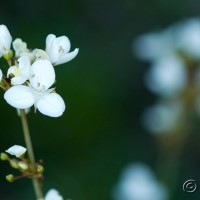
[3,50,13,61]
[10,159,19,169]
[0,153,8,160]
[37,165,44,173]
[18,161,28,170]
[6,174,14,182]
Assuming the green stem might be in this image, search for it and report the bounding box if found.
[20,109,44,200]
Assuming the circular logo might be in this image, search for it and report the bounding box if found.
[183,179,197,193]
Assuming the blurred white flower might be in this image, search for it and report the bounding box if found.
[0,24,12,57]
[112,163,168,200]
[46,34,79,66]
[144,56,187,97]
[142,101,183,134]
[45,189,63,200]
[133,29,175,61]
[7,56,31,85]
[174,18,200,59]
[6,145,26,158]
[4,59,65,117]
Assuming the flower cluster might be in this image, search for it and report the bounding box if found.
[0,24,79,117]
[133,18,200,134]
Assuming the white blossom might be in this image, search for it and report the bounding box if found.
[0,25,12,57]
[46,34,79,66]
[45,189,63,200]
[174,18,200,59]
[144,56,187,97]
[4,59,65,117]
[112,163,168,200]
[5,145,27,158]
[133,29,175,61]
[7,56,31,85]
[142,101,183,134]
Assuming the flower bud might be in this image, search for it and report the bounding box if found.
[18,161,28,170]
[37,165,44,173]
[10,159,19,169]
[6,174,14,182]
[0,153,8,160]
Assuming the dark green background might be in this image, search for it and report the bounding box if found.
[1,0,200,199]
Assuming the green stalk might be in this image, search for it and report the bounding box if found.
[20,109,44,200]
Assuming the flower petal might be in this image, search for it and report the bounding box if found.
[45,189,63,200]
[7,66,17,77]
[36,93,65,117]
[46,34,59,64]
[0,69,2,81]
[4,85,34,109]
[0,24,12,54]
[6,145,27,158]
[56,36,71,53]
[30,59,55,90]
[55,48,79,66]
[46,34,56,52]
[11,75,28,85]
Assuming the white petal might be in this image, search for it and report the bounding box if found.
[46,34,59,64]
[30,59,55,90]
[11,75,28,85]
[0,25,12,54]
[55,36,71,53]
[6,145,27,158]
[36,93,65,117]
[4,85,34,109]
[45,189,63,200]
[55,48,79,66]
[0,69,2,81]
[46,34,56,52]
[18,55,31,71]
[7,66,17,77]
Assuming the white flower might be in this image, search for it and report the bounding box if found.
[133,29,175,61]
[112,163,168,200]
[7,56,31,85]
[0,69,2,81]
[46,34,79,66]
[45,189,63,200]
[145,56,187,97]
[5,145,27,158]
[142,101,183,134]
[175,18,200,59]
[4,59,65,117]
[0,25,12,57]
[12,38,35,61]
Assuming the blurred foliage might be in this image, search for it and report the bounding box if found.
[1,0,200,199]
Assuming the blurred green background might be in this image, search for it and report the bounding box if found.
[1,0,200,199]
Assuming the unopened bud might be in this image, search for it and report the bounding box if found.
[37,165,44,173]
[0,153,8,160]
[18,161,28,170]
[6,174,14,182]
[10,160,19,169]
